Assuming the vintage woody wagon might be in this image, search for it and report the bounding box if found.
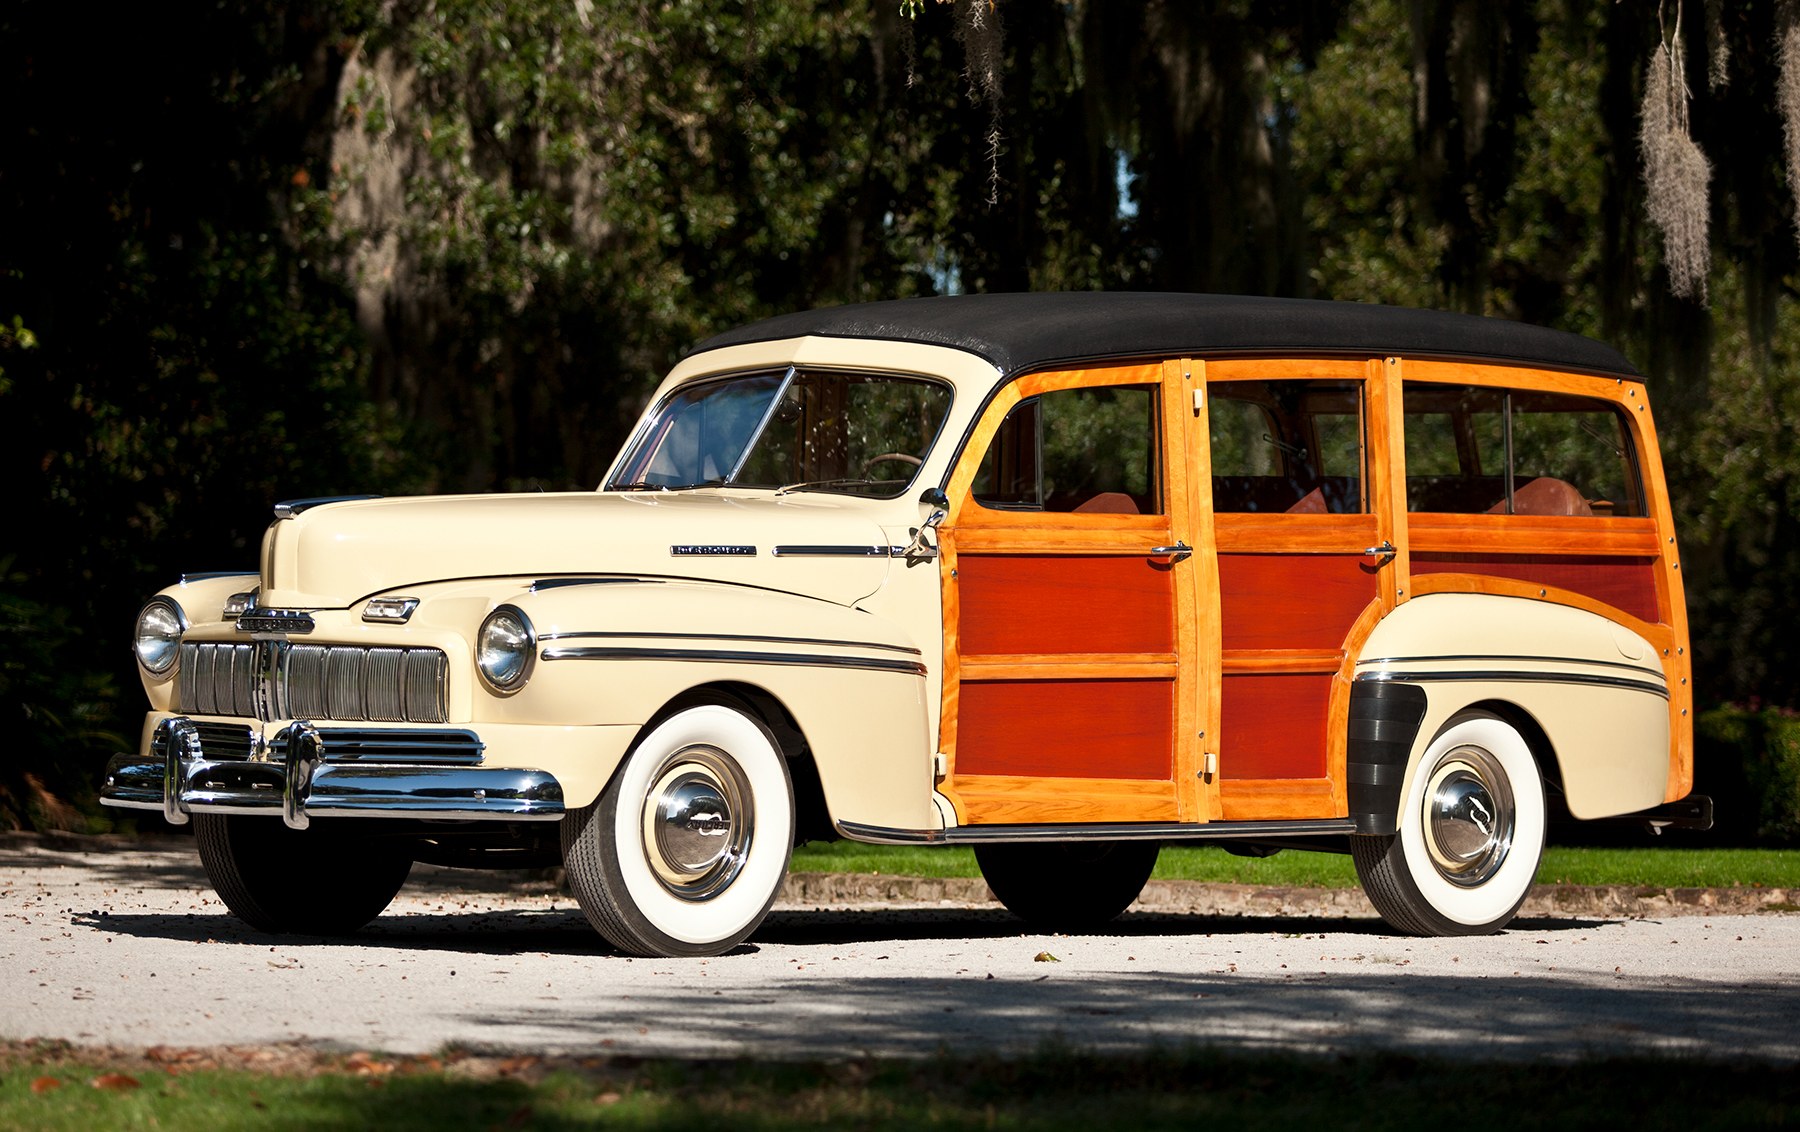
[104,292,1705,956]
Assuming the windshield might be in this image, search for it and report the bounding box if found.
[608,368,953,497]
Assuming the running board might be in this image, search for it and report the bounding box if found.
[836,817,1357,845]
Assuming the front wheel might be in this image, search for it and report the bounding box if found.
[562,702,795,957]
[976,840,1160,932]
[194,814,412,935]
[1352,711,1546,936]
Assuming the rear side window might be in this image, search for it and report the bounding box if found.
[1403,383,1643,517]
[973,384,1162,514]
[1208,379,1365,513]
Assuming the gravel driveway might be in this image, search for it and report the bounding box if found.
[4,833,1797,1063]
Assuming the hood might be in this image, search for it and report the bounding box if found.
[258,491,900,609]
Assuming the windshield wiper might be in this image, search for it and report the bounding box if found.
[773,478,884,496]
[613,477,731,492]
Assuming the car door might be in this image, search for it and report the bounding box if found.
[1199,359,1403,821]
[936,361,1209,826]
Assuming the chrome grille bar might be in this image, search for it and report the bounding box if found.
[365,648,404,721]
[176,642,448,724]
[403,649,447,723]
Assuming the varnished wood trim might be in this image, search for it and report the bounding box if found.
[1163,357,1204,821]
[1204,358,1370,381]
[1218,777,1340,821]
[1214,513,1379,553]
[1183,357,1225,821]
[1409,515,1662,556]
[1398,359,1643,395]
[961,653,1178,680]
[953,774,1182,825]
[1221,649,1345,674]
[937,529,962,774]
[1620,386,1692,801]
[1369,355,1410,614]
[954,527,1174,553]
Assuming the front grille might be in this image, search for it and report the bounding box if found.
[176,641,449,724]
[150,719,260,762]
[272,727,485,766]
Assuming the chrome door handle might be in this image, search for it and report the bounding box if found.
[1150,541,1193,563]
[1362,540,1397,566]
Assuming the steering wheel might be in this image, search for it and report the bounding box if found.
[860,452,923,477]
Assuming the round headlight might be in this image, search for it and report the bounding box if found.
[134,597,187,675]
[477,606,536,693]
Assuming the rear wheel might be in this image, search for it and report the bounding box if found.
[976,840,1160,932]
[1352,711,1546,936]
[194,814,412,935]
[562,702,794,957]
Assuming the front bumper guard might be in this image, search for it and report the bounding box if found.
[102,717,566,830]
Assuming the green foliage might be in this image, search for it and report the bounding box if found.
[791,842,1800,888]
[6,1044,1800,1131]
[0,560,124,832]
[1697,707,1800,845]
[6,0,1800,833]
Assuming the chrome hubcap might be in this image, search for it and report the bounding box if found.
[642,744,753,901]
[1422,744,1514,887]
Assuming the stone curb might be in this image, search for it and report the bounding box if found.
[5,831,1794,920]
[778,872,1799,919]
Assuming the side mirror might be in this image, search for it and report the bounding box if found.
[904,487,949,563]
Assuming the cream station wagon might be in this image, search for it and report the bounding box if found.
[103,293,1706,956]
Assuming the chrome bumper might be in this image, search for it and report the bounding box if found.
[101,717,565,830]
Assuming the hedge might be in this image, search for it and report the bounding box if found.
[1694,707,1800,846]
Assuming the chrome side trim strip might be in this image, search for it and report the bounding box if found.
[530,577,664,592]
[541,645,927,677]
[835,817,1357,845]
[179,571,258,584]
[770,545,908,558]
[542,630,923,656]
[1355,669,1669,699]
[1359,653,1662,676]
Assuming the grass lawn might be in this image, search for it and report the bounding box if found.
[789,841,1800,889]
[4,1044,1797,1131]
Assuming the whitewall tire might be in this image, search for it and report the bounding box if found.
[562,702,795,957]
[1352,711,1546,936]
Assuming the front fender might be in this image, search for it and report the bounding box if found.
[489,580,937,826]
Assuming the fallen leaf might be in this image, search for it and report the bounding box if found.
[30,1076,61,1094]
[1033,952,1060,963]
[90,1073,140,1091]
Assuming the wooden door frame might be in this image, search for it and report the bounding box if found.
[1194,357,1405,821]
[936,361,1207,825]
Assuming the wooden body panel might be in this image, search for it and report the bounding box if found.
[955,679,1174,779]
[958,556,1174,655]
[1217,672,1333,779]
[932,352,1691,832]
[1410,552,1660,624]
[1217,553,1379,652]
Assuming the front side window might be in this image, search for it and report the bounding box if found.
[609,369,952,497]
[972,383,1162,514]
[1402,383,1642,517]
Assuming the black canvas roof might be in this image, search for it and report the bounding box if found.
[691,292,1640,379]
